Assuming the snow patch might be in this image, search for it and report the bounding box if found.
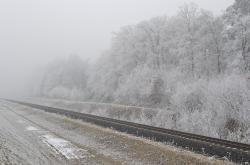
[17,119,25,123]
[41,134,86,159]
[26,126,39,131]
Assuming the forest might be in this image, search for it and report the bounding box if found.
[31,0,250,142]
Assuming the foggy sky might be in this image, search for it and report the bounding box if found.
[0,0,234,97]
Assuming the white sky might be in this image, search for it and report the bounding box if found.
[0,0,234,97]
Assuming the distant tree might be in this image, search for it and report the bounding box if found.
[179,3,198,77]
[224,0,250,72]
[195,11,224,76]
[38,55,88,99]
[232,0,250,15]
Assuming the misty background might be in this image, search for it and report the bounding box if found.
[0,0,233,97]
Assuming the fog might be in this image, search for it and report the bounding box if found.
[0,0,233,97]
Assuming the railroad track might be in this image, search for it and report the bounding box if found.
[5,99,250,163]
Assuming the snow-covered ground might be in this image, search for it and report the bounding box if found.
[0,100,233,164]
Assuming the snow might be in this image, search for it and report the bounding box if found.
[17,119,25,124]
[1,100,232,164]
[25,126,39,131]
[41,134,87,159]
[225,25,233,30]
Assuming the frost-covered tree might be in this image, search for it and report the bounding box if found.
[224,0,250,72]
[179,3,198,77]
[37,55,88,99]
[31,0,250,143]
[194,11,224,77]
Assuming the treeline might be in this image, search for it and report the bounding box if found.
[32,0,250,141]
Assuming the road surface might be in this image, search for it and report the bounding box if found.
[0,100,232,165]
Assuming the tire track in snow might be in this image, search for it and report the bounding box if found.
[41,134,87,159]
